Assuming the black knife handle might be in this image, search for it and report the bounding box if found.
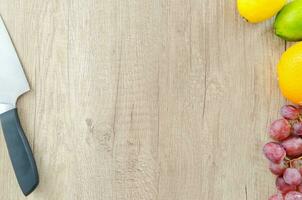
[0,108,38,196]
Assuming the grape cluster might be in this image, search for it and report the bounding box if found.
[264,105,302,200]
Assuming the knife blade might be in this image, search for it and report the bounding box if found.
[0,17,29,107]
[0,16,38,196]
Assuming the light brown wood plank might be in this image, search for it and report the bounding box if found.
[68,0,118,199]
[110,1,161,199]
[24,1,70,200]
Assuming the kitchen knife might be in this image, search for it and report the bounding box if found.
[0,16,38,196]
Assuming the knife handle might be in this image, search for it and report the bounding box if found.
[0,108,39,196]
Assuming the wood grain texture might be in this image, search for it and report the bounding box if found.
[0,0,287,199]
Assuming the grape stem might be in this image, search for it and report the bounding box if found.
[299,115,302,122]
[289,156,302,168]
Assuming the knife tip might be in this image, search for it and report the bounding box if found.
[0,15,4,24]
[0,15,7,30]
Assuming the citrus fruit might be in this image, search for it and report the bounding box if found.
[274,0,302,41]
[237,0,286,23]
[278,42,302,104]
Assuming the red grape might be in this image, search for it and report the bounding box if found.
[291,159,302,174]
[270,161,287,175]
[270,119,291,141]
[285,191,302,200]
[298,184,302,193]
[284,168,302,186]
[282,137,302,157]
[281,105,300,120]
[276,176,297,194]
[293,123,302,136]
[263,142,286,163]
[298,106,302,114]
[269,193,283,200]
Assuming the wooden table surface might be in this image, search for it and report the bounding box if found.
[0,0,287,199]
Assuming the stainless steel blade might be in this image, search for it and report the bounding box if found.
[0,16,30,108]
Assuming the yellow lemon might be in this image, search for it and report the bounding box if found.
[278,42,302,105]
[237,0,286,23]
